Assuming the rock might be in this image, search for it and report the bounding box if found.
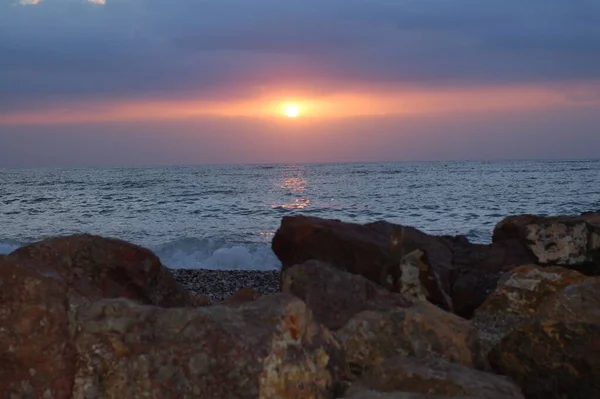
[344,390,485,399]
[472,264,587,352]
[72,293,347,398]
[447,237,536,318]
[336,302,486,374]
[272,216,534,317]
[493,212,600,273]
[9,234,192,307]
[272,216,458,311]
[189,293,212,307]
[488,319,600,399]
[347,356,524,399]
[281,261,412,330]
[221,287,262,305]
[536,277,600,322]
[0,257,75,398]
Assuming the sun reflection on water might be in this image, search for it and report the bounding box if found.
[272,175,311,210]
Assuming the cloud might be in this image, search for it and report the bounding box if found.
[18,0,43,5]
[1,0,600,114]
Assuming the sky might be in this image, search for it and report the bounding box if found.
[1,0,599,167]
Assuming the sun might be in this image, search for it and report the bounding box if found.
[284,104,300,118]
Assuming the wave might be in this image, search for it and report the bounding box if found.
[152,238,281,271]
[0,237,282,271]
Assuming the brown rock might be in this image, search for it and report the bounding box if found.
[472,264,587,352]
[9,234,192,307]
[493,212,600,273]
[489,319,600,399]
[221,287,262,305]
[343,391,476,399]
[536,276,600,322]
[0,257,75,398]
[189,292,212,307]
[336,302,486,374]
[447,237,536,318]
[72,293,347,398]
[348,356,523,399]
[281,261,412,330]
[272,216,534,318]
[272,216,457,311]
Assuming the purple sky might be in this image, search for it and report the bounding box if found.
[1,0,599,167]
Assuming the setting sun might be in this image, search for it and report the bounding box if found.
[284,104,300,118]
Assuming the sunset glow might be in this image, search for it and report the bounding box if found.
[284,104,300,118]
[1,83,599,126]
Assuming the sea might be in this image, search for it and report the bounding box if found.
[1,160,599,270]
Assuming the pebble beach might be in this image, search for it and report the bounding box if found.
[170,268,281,302]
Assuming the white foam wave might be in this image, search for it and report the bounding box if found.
[0,237,281,271]
[152,238,281,270]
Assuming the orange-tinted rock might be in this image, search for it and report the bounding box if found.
[447,237,536,318]
[343,390,479,398]
[72,293,347,398]
[9,234,192,307]
[281,261,412,330]
[189,292,212,307]
[273,216,460,311]
[489,319,600,399]
[336,302,486,374]
[472,264,587,352]
[348,356,523,399]
[493,212,600,273]
[221,287,262,305]
[0,258,75,398]
[536,277,600,322]
[272,216,534,317]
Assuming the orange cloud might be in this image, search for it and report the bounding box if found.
[1,82,599,126]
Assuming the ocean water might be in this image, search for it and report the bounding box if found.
[1,160,599,270]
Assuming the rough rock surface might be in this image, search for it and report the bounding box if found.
[336,302,486,374]
[489,319,600,399]
[221,287,262,305]
[536,277,600,322]
[9,234,192,307]
[272,216,534,317]
[281,261,412,330]
[272,216,453,310]
[447,237,536,318]
[344,391,485,398]
[472,264,587,352]
[0,258,76,398]
[72,293,347,399]
[348,356,523,399]
[493,212,600,272]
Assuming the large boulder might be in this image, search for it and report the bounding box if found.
[447,237,536,318]
[272,216,454,310]
[488,319,600,399]
[9,234,192,307]
[272,216,534,317]
[347,355,523,399]
[281,261,412,330]
[493,212,600,273]
[536,277,600,322]
[72,293,347,398]
[472,264,587,352]
[489,276,600,398]
[0,258,75,398]
[344,390,481,398]
[336,302,486,374]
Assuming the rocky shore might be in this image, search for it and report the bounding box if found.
[1,211,599,398]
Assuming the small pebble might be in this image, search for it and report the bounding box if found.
[169,268,281,302]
